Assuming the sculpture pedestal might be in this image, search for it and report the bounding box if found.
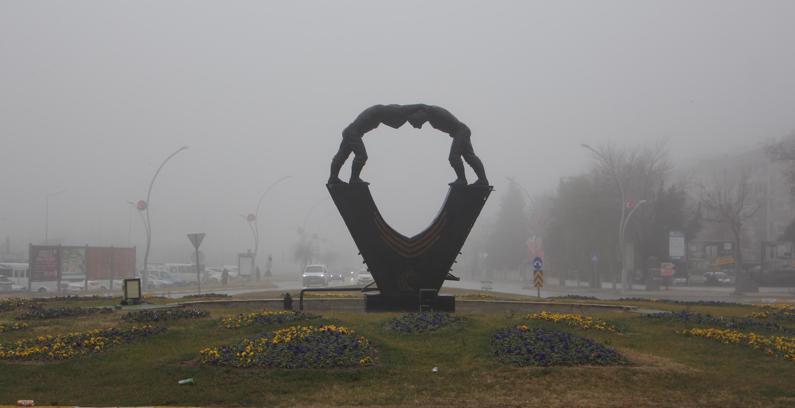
[364,292,455,312]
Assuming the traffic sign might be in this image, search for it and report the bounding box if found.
[187,233,205,250]
[532,256,543,272]
[533,270,544,288]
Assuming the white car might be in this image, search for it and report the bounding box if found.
[302,264,329,287]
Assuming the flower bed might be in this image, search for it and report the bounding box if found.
[645,311,792,334]
[749,304,795,321]
[0,325,165,361]
[386,312,461,333]
[42,295,115,302]
[0,299,33,313]
[0,322,28,333]
[200,324,375,368]
[220,310,316,329]
[527,311,617,332]
[491,326,627,367]
[122,308,209,322]
[682,327,795,362]
[618,298,743,307]
[15,306,114,320]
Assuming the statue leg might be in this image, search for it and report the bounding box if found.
[457,131,487,185]
[329,139,352,184]
[349,138,369,185]
[464,152,488,186]
[448,137,467,186]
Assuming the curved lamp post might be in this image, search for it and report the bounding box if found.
[241,175,291,275]
[141,146,188,287]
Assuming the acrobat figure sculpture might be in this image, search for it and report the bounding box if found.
[328,104,488,186]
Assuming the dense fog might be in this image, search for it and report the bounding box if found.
[1,1,794,281]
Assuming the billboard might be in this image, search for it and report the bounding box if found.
[238,252,254,277]
[29,245,136,283]
[86,247,136,280]
[61,247,86,280]
[30,246,59,281]
[669,231,685,260]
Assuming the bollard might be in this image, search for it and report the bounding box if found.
[283,293,293,310]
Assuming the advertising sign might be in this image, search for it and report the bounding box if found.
[60,247,86,280]
[661,262,675,277]
[30,246,59,281]
[86,247,136,280]
[29,245,136,284]
[669,231,686,260]
[238,252,254,277]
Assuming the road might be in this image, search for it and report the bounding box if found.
[159,276,795,304]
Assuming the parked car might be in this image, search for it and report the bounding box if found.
[302,264,329,287]
[704,271,733,285]
[29,281,70,293]
[357,270,374,286]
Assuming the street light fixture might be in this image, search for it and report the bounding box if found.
[241,176,291,277]
[44,189,66,243]
[141,146,189,287]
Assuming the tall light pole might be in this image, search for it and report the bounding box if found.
[126,200,147,247]
[243,176,291,274]
[581,144,628,290]
[620,199,647,289]
[141,146,189,287]
[44,189,66,243]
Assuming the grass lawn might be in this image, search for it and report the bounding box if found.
[0,297,794,407]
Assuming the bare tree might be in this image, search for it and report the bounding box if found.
[582,140,671,289]
[700,168,762,293]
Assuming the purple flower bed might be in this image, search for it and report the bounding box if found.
[122,308,209,322]
[0,299,32,313]
[15,305,114,320]
[0,325,166,361]
[200,325,375,369]
[619,298,743,307]
[387,312,462,333]
[491,326,627,367]
[644,310,793,334]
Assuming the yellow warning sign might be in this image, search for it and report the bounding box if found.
[533,270,544,288]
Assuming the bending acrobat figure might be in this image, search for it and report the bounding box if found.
[328,104,419,185]
[328,104,488,186]
[406,104,489,186]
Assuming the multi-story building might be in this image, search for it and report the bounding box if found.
[681,145,795,273]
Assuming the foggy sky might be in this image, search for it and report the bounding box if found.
[1,1,794,270]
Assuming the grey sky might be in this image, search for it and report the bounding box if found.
[1,1,794,270]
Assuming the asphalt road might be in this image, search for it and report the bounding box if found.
[164,277,795,304]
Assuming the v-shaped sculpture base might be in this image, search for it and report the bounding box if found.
[327,183,492,310]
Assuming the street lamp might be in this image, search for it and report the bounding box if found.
[126,200,148,247]
[621,199,647,289]
[141,146,189,287]
[44,189,66,243]
[581,144,630,290]
[241,176,291,276]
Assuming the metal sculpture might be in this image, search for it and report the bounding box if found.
[327,104,492,311]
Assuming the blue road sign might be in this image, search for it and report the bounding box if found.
[532,256,543,271]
